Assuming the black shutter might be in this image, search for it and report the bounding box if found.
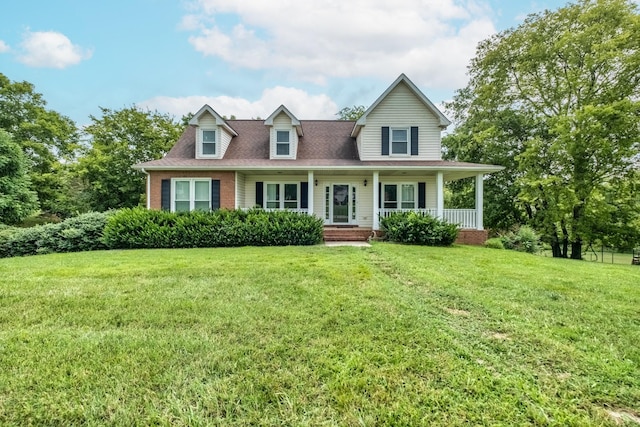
[211,179,220,210]
[161,179,170,210]
[381,127,389,155]
[378,182,382,209]
[300,182,308,209]
[418,182,426,209]
[255,182,264,207]
[411,127,419,156]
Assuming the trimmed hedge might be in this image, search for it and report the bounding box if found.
[102,207,324,249]
[0,212,113,258]
[380,211,459,246]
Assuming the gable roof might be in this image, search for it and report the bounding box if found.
[351,74,451,137]
[188,104,238,136]
[135,119,502,179]
[264,105,303,136]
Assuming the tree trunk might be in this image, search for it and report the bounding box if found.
[570,239,583,260]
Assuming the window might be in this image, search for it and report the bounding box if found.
[266,183,298,209]
[384,183,416,209]
[173,179,211,212]
[276,130,290,156]
[401,184,416,209]
[391,128,408,155]
[199,129,217,157]
[384,184,397,209]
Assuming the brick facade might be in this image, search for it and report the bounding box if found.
[455,229,488,246]
[147,171,235,210]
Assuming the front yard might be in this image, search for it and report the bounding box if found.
[0,244,638,425]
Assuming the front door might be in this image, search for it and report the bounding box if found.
[332,184,349,223]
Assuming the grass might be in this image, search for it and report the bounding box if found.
[0,244,639,426]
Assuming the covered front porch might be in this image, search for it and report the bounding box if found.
[236,166,493,232]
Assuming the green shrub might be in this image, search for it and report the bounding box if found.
[102,207,324,249]
[484,237,505,249]
[380,211,459,246]
[500,226,541,254]
[0,212,112,258]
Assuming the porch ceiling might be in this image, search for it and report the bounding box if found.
[235,169,496,181]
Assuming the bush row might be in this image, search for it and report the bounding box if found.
[0,208,325,258]
[380,211,459,246]
[102,207,324,249]
[0,212,113,258]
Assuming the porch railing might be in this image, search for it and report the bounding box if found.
[243,208,310,214]
[379,208,477,229]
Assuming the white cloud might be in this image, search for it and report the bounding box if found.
[0,40,9,53]
[138,86,339,119]
[183,0,496,89]
[17,31,92,69]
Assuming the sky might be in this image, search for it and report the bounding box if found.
[0,0,572,126]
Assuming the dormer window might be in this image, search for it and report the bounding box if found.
[276,130,290,156]
[202,129,216,155]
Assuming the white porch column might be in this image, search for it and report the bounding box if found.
[475,173,484,230]
[373,171,380,230]
[307,171,314,215]
[436,171,444,219]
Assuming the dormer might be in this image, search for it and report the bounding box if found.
[264,105,303,160]
[189,105,238,159]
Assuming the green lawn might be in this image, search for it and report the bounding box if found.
[0,244,639,426]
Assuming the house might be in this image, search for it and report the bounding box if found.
[134,74,502,244]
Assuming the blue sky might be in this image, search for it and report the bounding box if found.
[0,0,571,125]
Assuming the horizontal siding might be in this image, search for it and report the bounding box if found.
[220,127,233,158]
[235,172,246,209]
[360,82,442,161]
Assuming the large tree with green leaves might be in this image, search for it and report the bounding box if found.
[0,73,79,215]
[78,106,182,211]
[444,0,640,258]
[0,130,38,224]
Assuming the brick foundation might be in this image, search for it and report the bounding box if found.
[147,171,236,210]
[455,229,488,246]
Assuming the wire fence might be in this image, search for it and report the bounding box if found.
[539,245,640,265]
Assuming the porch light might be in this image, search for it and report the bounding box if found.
[364,179,367,187]
[315,179,318,186]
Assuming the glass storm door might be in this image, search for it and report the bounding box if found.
[332,184,350,224]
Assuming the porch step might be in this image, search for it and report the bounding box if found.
[323,227,372,242]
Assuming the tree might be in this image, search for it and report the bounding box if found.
[337,105,366,121]
[0,130,38,224]
[444,0,640,258]
[0,73,79,214]
[78,106,183,211]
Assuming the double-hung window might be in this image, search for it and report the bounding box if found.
[266,183,298,209]
[197,128,217,157]
[384,183,416,209]
[276,130,290,156]
[391,128,409,155]
[173,179,211,212]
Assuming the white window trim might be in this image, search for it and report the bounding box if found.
[390,127,410,156]
[383,182,417,209]
[171,178,211,212]
[264,182,300,209]
[197,127,219,159]
[273,128,294,159]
